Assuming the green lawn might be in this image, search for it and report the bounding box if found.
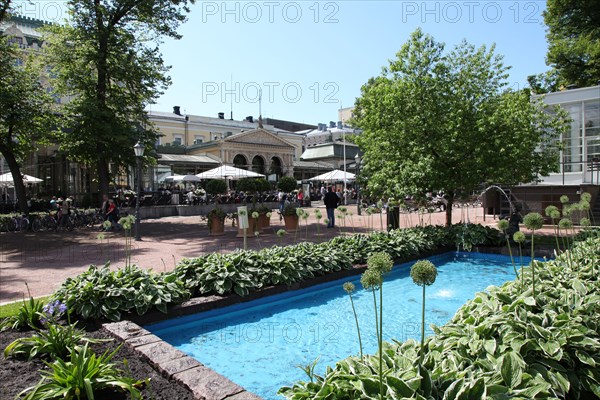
[0,296,50,319]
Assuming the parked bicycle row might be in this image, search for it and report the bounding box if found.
[0,208,106,233]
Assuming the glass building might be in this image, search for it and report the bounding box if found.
[538,85,600,185]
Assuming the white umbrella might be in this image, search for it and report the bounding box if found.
[163,174,185,182]
[308,169,355,182]
[196,165,265,180]
[180,174,201,182]
[0,172,43,184]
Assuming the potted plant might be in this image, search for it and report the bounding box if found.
[282,203,299,231]
[205,179,227,235]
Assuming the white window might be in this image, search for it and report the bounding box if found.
[173,135,183,146]
[194,136,203,144]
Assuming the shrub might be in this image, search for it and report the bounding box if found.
[278,176,297,193]
[279,237,600,399]
[52,263,189,321]
[205,179,227,196]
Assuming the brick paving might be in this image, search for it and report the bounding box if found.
[0,204,554,303]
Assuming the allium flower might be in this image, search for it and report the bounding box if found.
[560,195,569,204]
[513,231,526,243]
[277,229,286,237]
[343,281,356,294]
[545,205,559,218]
[497,219,509,231]
[558,218,573,229]
[580,218,591,227]
[523,212,544,230]
[361,269,382,289]
[550,209,561,219]
[296,208,303,217]
[252,211,259,219]
[410,260,437,287]
[581,192,592,202]
[367,252,393,275]
[238,210,247,216]
[266,212,272,218]
[579,201,590,211]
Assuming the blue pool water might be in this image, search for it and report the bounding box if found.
[147,252,522,399]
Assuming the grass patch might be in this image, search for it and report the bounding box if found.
[0,296,50,319]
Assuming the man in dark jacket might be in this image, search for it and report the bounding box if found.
[323,186,339,228]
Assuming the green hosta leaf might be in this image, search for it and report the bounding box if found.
[575,350,597,367]
[500,352,523,388]
[468,377,485,399]
[540,340,562,359]
[442,378,465,400]
[359,377,380,397]
[385,375,414,397]
[484,339,496,355]
[571,279,587,294]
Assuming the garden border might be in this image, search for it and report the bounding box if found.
[104,245,551,400]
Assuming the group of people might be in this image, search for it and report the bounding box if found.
[49,195,74,227]
[100,194,120,231]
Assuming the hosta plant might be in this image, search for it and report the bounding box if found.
[52,263,189,321]
[280,237,600,399]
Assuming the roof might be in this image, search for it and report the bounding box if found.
[301,142,360,160]
[157,153,220,164]
[293,160,336,169]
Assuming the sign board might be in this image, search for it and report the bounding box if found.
[237,206,249,229]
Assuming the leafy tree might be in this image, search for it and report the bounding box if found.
[0,13,57,214]
[44,0,194,199]
[353,29,569,225]
[542,0,600,89]
[278,176,297,193]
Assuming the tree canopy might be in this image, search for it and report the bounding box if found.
[44,0,194,198]
[353,29,569,225]
[531,0,600,92]
[0,9,57,214]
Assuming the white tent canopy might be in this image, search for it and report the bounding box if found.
[308,169,355,182]
[196,166,265,180]
[0,172,43,185]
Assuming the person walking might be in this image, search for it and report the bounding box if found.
[323,186,339,228]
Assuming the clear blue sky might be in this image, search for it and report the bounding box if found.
[26,0,551,126]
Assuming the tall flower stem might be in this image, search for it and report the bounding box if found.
[420,284,426,363]
[378,282,384,400]
[530,230,536,297]
[348,292,363,359]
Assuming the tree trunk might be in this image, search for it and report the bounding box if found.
[97,158,110,200]
[1,148,29,215]
[445,196,454,226]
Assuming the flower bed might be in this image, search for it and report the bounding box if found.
[46,224,501,322]
[279,236,600,399]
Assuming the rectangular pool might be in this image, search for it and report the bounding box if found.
[147,252,521,399]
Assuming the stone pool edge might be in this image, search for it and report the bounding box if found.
[103,320,260,400]
[102,245,552,400]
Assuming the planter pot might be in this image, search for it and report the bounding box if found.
[236,217,257,238]
[209,216,225,236]
[258,214,271,232]
[283,215,299,231]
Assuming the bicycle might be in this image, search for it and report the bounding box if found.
[2,214,29,232]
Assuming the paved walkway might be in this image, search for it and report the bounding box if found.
[0,205,547,303]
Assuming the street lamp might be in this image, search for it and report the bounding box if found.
[133,141,144,241]
[355,153,361,216]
